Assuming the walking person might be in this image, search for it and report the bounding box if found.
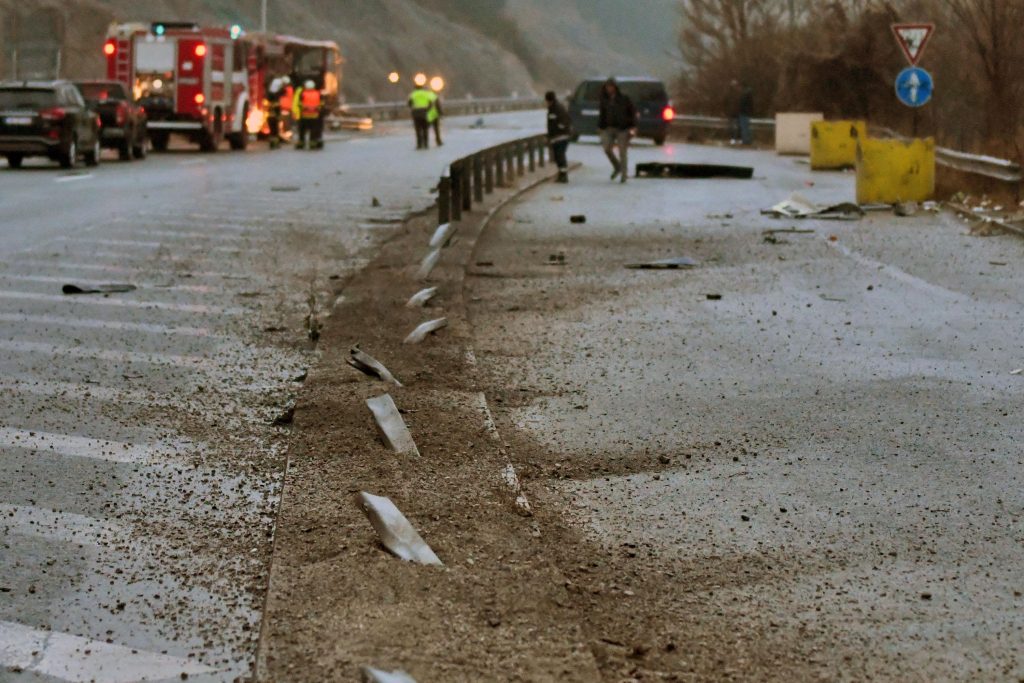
[292,80,322,150]
[429,94,443,146]
[408,81,434,150]
[731,80,754,146]
[545,90,571,183]
[598,78,636,184]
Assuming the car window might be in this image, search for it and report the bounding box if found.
[77,83,127,102]
[0,88,58,109]
[574,81,668,103]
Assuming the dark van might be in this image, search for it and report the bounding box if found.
[568,77,674,146]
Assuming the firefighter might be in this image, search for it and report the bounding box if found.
[278,76,294,142]
[408,82,435,150]
[292,80,324,150]
[429,93,443,146]
[266,76,289,149]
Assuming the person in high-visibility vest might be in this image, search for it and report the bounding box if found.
[278,77,294,142]
[408,84,435,150]
[292,80,323,150]
[428,92,443,147]
[266,76,290,149]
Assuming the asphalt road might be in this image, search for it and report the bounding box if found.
[468,140,1024,680]
[0,111,540,682]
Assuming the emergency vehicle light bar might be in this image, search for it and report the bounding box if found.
[151,22,200,35]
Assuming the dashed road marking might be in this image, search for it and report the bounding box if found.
[3,258,251,280]
[0,504,128,546]
[54,173,94,183]
[0,312,217,336]
[0,273,216,294]
[0,290,245,315]
[0,339,232,370]
[0,427,175,464]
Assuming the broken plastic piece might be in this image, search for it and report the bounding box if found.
[403,318,448,345]
[62,283,137,295]
[366,394,419,456]
[361,667,418,683]
[635,162,754,179]
[429,222,456,249]
[358,492,441,566]
[763,192,864,220]
[348,346,402,386]
[405,287,438,308]
[417,248,442,280]
[625,256,698,270]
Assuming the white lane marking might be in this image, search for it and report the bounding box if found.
[0,290,245,315]
[0,339,230,370]
[53,237,265,254]
[474,390,500,442]
[0,428,167,464]
[0,273,214,294]
[0,504,128,546]
[178,158,208,166]
[4,259,250,280]
[108,227,271,243]
[0,620,218,683]
[54,174,94,183]
[827,241,963,301]
[0,312,217,337]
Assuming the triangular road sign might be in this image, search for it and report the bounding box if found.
[892,23,935,66]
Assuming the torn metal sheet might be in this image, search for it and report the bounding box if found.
[428,222,456,249]
[361,667,418,683]
[347,346,402,386]
[62,283,137,295]
[416,248,442,280]
[762,192,864,220]
[636,162,754,179]
[403,318,448,345]
[357,492,441,566]
[366,394,420,456]
[625,256,699,270]
[405,287,438,308]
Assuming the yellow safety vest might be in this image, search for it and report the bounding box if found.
[427,92,440,123]
[409,88,433,110]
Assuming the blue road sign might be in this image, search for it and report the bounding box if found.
[895,67,933,107]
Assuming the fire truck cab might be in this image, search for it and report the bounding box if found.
[105,22,253,152]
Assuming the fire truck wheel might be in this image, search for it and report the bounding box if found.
[151,133,169,152]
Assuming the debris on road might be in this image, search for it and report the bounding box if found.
[372,197,382,207]
[502,463,533,517]
[635,162,754,179]
[348,346,403,386]
[763,227,815,235]
[546,252,567,266]
[357,492,441,566]
[570,215,587,224]
[706,293,723,300]
[763,192,865,220]
[270,186,301,192]
[417,248,442,280]
[406,287,438,308]
[429,222,457,249]
[894,202,919,217]
[1010,368,1022,376]
[362,667,418,683]
[625,256,698,270]
[272,404,296,426]
[62,283,137,295]
[365,394,420,456]
[403,318,448,345]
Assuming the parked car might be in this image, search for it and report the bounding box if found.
[0,80,102,169]
[568,77,675,146]
[74,80,148,161]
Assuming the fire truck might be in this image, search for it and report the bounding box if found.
[104,22,341,152]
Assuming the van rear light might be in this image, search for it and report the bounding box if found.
[40,107,67,122]
[662,106,676,122]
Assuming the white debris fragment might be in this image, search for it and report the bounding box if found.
[357,492,442,566]
[403,318,448,345]
[365,394,420,456]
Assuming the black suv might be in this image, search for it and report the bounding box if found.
[0,80,102,169]
[568,77,675,146]
[74,81,148,161]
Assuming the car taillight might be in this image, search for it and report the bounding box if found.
[662,106,676,122]
[116,102,128,126]
[40,107,66,122]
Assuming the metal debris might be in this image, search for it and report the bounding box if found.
[406,287,438,308]
[62,283,137,295]
[357,492,441,565]
[417,248,442,280]
[365,394,420,456]
[636,162,754,179]
[762,192,865,220]
[429,222,456,249]
[403,318,448,345]
[347,346,402,386]
[361,667,418,683]
[625,256,699,270]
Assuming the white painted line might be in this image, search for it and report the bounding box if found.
[178,158,208,166]
[474,391,501,441]
[0,620,218,682]
[0,312,217,337]
[0,504,128,546]
[0,290,245,315]
[0,273,214,294]
[827,241,962,301]
[109,227,271,243]
[54,173,93,183]
[0,427,166,464]
[55,237,266,254]
[0,339,229,370]
[4,258,251,280]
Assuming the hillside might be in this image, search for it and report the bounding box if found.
[0,0,680,101]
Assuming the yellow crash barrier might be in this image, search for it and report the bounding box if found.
[811,120,866,170]
[856,137,935,204]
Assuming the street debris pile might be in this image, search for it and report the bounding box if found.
[635,162,754,179]
[762,192,864,220]
[948,195,1024,237]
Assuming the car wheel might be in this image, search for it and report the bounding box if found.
[151,132,169,152]
[6,154,23,169]
[85,137,101,167]
[59,137,78,169]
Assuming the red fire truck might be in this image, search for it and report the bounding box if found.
[104,22,342,152]
[105,22,258,152]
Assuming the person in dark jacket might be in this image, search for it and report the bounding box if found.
[731,80,754,146]
[545,91,572,183]
[598,78,637,184]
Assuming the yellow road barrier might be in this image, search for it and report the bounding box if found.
[811,120,866,170]
[856,137,935,204]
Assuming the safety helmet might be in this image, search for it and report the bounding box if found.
[282,76,291,85]
[305,80,315,89]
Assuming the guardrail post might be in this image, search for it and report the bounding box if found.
[473,155,484,203]
[528,139,537,172]
[516,141,526,176]
[438,175,451,225]
[496,147,506,187]
[462,159,473,212]
[450,163,463,222]
[505,146,515,181]
[485,152,495,194]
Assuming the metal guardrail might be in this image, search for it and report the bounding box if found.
[672,115,1021,184]
[436,133,549,225]
[342,96,544,122]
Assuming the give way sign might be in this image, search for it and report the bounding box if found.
[892,23,935,66]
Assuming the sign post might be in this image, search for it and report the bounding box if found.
[892,22,935,134]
